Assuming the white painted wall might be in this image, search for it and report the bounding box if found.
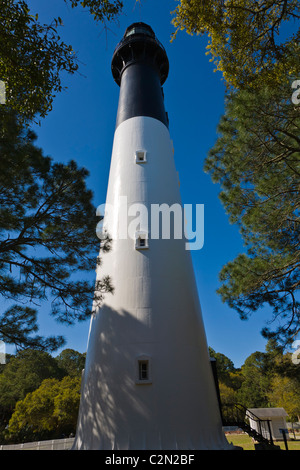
[249,416,290,441]
[73,116,232,450]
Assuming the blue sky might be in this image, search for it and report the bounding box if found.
[21,0,275,368]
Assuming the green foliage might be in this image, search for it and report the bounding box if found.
[0,349,65,434]
[8,375,81,441]
[0,109,113,350]
[55,348,86,376]
[209,341,300,422]
[0,348,85,442]
[209,346,237,388]
[0,0,123,120]
[219,382,238,407]
[66,0,123,22]
[172,1,300,346]
[0,350,65,407]
[172,0,300,90]
[268,375,300,421]
[205,83,300,344]
[237,352,273,408]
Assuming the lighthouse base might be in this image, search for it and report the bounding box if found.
[72,304,235,451]
[72,431,236,450]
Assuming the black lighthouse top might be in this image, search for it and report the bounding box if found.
[111,23,169,86]
[112,23,170,129]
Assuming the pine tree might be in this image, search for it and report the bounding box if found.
[172,0,300,345]
[204,82,300,345]
[0,109,113,351]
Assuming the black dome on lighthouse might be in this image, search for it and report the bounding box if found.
[124,22,156,38]
[111,22,169,86]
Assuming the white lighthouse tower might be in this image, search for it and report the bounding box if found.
[73,23,232,450]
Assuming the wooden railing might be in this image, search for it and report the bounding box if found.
[222,403,276,447]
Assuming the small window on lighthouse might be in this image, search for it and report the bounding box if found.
[135,150,147,163]
[139,237,146,248]
[139,361,149,381]
[136,355,152,384]
[135,232,148,250]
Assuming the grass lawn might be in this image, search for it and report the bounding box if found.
[225,432,300,450]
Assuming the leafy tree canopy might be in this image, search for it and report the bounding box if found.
[172,1,300,346]
[268,375,300,421]
[172,0,300,89]
[55,348,86,376]
[209,346,236,387]
[0,0,123,120]
[8,375,81,441]
[0,349,65,411]
[218,340,300,411]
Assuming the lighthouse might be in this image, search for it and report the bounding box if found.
[73,23,232,450]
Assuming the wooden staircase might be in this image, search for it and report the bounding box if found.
[222,403,281,450]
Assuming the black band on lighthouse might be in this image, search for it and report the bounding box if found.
[115,61,169,129]
[111,23,169,129]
